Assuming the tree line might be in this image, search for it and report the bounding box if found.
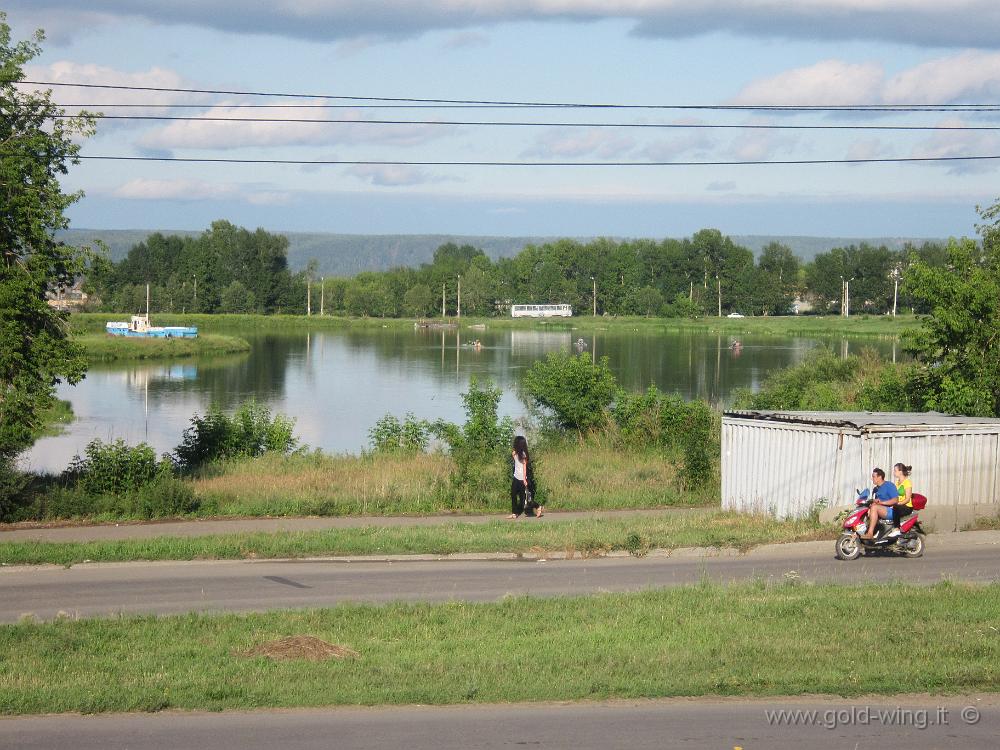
[88,224,952,319]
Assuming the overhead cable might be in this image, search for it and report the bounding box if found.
[17,80,1000,113]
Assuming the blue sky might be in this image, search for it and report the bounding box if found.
[8,1,1000,238]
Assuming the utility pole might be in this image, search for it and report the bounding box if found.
[193,274,197,311]
[442,283,446,318]
[457,275,461,320]
[591,276,596,316]
[891,268,899,316]
[307,276,312,316]
[716,274,722,317]
[320,277,325,316]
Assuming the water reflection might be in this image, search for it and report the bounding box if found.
[25,328,899,474]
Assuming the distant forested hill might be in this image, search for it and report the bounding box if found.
[57,228,945,277]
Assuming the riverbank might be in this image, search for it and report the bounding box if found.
[77,333,251,361]
[2,581,996,714]
[70,312,915,339]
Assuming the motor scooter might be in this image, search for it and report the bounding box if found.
[834,488,926,560]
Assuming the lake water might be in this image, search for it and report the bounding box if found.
[25,326,901,474]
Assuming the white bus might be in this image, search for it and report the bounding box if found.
[511,303,573,318]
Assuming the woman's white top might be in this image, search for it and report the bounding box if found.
[513,452,526,481]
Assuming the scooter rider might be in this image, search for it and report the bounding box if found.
[860,467,899,540]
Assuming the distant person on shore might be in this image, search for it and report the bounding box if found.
[509,435,543,519]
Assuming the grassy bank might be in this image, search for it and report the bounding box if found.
[70,312,915,339]
[77,333,251,361]
[2,582,996,714]
[191,444,708,518]
[15,443,711,525]
[0,512,830,566]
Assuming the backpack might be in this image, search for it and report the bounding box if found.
[911,493,927,510]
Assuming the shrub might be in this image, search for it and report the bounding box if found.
[368,413,432,454]
[175,399,299,470]
[433,377,515,505]
[136,474,200,518]
[0,457,29,521]
[63,439,166,496]
[521,352,620,432]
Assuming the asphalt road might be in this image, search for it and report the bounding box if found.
[2,697,997,750]
[3,531,999,622]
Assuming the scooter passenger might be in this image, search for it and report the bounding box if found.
[860,467,899,540]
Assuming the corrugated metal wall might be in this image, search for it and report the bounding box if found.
[868,430,1000,507]
[723,418,1000,517]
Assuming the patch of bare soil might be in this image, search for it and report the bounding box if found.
[237,635,359,662]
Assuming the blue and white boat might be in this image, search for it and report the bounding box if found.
[105,315,198,338]
[106,286,198,338]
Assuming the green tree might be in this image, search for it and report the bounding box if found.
[0,15,94,502]
[403,283,435,317]
[903,206,1000,416]
[755,242,800,316]
[219,280,257,313]
[521,352,620,432]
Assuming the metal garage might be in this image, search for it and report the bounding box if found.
[722,411,1000,518]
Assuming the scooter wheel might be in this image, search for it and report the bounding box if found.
[835,533,861,561]
[901,534,924,558]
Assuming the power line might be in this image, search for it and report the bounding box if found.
[76,154,1000,166]
[17,80,1000,113]
[44,113,1000,131]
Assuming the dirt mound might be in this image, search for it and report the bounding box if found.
[237,635,360,662]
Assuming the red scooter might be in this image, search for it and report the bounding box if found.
[834,488,927,560]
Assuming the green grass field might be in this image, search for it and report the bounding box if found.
[1,582,996,714]
[0,512,830,566]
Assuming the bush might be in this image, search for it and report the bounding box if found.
[433,377,515,505]
[521,352,620,432]
[175,400,299,470]
[136,474,200,518]
[63,439,167,496]
[368,413,432,454]
[0,457,29,521]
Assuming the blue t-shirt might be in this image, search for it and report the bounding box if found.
[873,482,899,502]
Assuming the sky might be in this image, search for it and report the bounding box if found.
[8,1,1000,239]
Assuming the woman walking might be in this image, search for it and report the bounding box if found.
[509,435,542,519]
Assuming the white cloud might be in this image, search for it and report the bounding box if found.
[522,128,635,159]
[910,118,1000,174]
[9,1,1000,48]
[731,60,884,106]
[734,51,1000,107]
[845,138,891,161]
[139,103,454,150]
[24,62,209,120]
[640,124,716,161]
[884,51,1000,104]
[345,165,449,186]
[113,178,291,204]
[706,181,737,192]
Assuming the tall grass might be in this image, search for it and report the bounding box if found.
[1,582,996,714]
[191,442,706,518]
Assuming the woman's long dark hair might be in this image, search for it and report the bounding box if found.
[513,435,529,462]
[894,462,912,476]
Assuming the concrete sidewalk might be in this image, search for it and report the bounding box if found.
[0,507,709,544]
